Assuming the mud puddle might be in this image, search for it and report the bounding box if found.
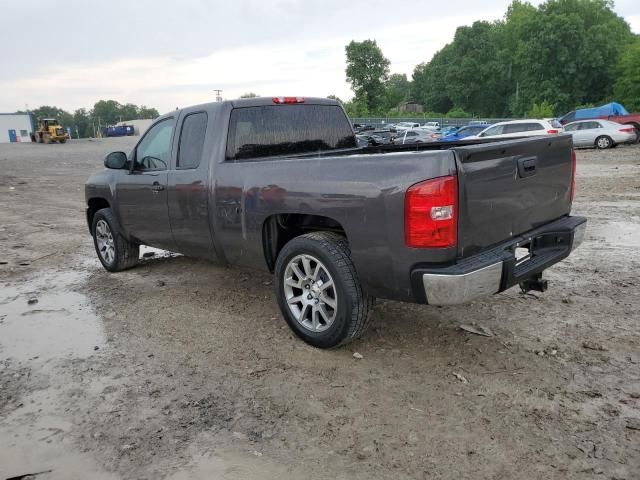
[0,267,112,480]
[0,388,117,480]
[161,430,312,480]
[0,270,104,363]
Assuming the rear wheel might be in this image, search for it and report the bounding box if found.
[274,232,374,348]
[92,208,139,272]
[595,135,613,149]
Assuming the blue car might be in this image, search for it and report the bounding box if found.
[440,124,488,141]
[439,126,460,136]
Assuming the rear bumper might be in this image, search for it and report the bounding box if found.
[414,216,587,306]
[615,132,637,144]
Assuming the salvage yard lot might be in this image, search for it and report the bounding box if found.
[1,138,639,479]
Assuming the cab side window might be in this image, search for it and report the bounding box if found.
[177,112,208,169]
[135,118,175,171]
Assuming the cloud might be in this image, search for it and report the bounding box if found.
[0,0,636,113]
[0,11,503,113]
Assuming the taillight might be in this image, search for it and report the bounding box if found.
[570,149,577,203]
[272,96,305,104]
[547,129,560,134]
[405,175,458,248]
[620,127,635,133]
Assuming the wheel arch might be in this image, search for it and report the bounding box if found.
[262,213,347,272]
[86,197,111,233]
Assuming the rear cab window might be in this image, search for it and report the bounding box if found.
[226,104,357,160]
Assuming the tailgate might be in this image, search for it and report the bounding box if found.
[453,135,573,257]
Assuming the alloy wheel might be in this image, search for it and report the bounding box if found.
[283,254,338,332]
[95,219,115,265]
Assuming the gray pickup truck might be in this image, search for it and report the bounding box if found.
[85,97,586,348]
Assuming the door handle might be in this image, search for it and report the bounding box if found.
[517,156,537,178]
[151,181,165,192]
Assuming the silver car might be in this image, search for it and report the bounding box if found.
[394,129,437,144]
[564,119,637,149]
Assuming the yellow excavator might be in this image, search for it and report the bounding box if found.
[32,118,70,144]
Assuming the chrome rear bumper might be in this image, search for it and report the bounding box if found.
[422,262,502,306]
[419,216,587,306]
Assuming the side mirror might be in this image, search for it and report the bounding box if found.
[104,151,128,169]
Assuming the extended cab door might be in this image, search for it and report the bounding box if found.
[167,110,216,260]
[116,117,176,250]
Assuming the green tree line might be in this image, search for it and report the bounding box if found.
[340,0,639,118]
[17,100,159,138]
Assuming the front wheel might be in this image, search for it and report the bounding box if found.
[92,208,139,272]
[595,135,613,149]
[274,232,374,348]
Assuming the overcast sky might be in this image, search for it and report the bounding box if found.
[1,0,638,115]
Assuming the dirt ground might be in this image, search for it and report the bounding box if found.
[1,138,639,480]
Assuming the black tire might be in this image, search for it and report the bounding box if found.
[274,231,374,348]
[91,208,139,272]
[595,135,613,149]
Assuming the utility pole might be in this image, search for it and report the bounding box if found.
[213,89,223,102]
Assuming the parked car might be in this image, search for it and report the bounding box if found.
[367,130,394,145]
[440,124,487,141]
[355,130,394,146]
[354,124,375,134]
[467,119,563,140]
[439,126,460,137]
[417,126,439,133]
[394,129,437,144]
[355,135,370,147]
[559,103,639,141]
[86,96,585,348]
[394,122,421,131]
[563,120,637,149]
[468,120,490,127]
[418,121,440,131]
